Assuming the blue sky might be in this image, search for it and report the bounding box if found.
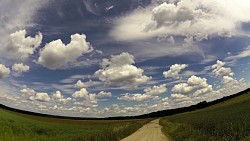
[0,0,250,117]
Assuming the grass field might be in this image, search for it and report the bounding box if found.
[160,91,250,141]
[0,108,151,141]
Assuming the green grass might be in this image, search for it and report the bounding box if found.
[160,91,250,141]
[0,108,151,141]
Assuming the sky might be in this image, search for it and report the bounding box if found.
[0,0,250,117]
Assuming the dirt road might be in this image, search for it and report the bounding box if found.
[121,119,169,141]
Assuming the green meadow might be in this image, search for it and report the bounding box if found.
[160,91,250,141]
[0,109,151,141]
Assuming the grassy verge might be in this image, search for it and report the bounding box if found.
[0,108,151,141]
[160,91,250,141]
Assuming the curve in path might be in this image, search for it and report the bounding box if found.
[121,119,169,141]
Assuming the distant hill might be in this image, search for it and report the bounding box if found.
[0,88,249,120]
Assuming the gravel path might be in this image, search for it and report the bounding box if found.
[121,119,169,141]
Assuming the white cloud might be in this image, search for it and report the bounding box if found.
[95,52,151,87]
[183,36,194,47]
[170,93,193,107]
[110,0,250,41]
[68,106,92,113]
[5,30,42,60]
[118,93,152,101]
[52,91,63,99]
[163,64,188,79]
[101,52,135,68]
[187,76,213,97]
[144,84,167,95]
[172,75,213,96]
[0,64,10,79]
[172,83,193,94]
[72,88,89,99]
[118,84,167,101]
[74,80,86,89]
[213,78,249,101]
[222,76,237,84]
[212,60,241,86]
[188,75,208,86]
[73,101,98,108]
[168,60,248,109]
[30,92,50,102]
[212,60,234,77]
[37,33,93,70]
[36,104,47,109]
[11,63,30,77]
[162,97,169,102]
[20,87,36,96]
[182,70,199,77]
[101,103,156,117]
[71,88,112,108]
[110,7,153,41]
[96,91,112,98]
[72,88,98,108]
[0,1,49,59]
[171,93,189,99]
[52,91,71,104]
[102,104,123,116]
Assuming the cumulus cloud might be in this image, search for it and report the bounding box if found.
[100,103,170,117]
[171,93,189,99]
[111,0,250,41]
[30,92,50,102]
[118,84,167,101]
[11,63,30,77]
[73,91,111,109]
[218,78,248,96]
[144,84,167,95]
[102,104,124,116]
[52,91,72,104]
[5,30,42,60]
[222,76,237,84]
[68,106,92,113]
[118,93,152,101]
[20,87,36,96]
[163,64,188,79]
[37,33,93,70]
[212,60,234,77]
[0,1,49,61]
[96,91,112,98]
[172,83,192,94]
[52,91,63,99]
[72,88,98,105]
[72,88,89,99]
[0,64,10,79]
[168,60,248,109]
[212,60,239,85]
[72,88,112,105]
[73,101,98,108]
[170,93,193,107]
[212,60,242,86]
[74,80,86,89]
[172,75,213,96]
[36,104,47,109]
[95,52,151,87]
[20,86,51,102]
